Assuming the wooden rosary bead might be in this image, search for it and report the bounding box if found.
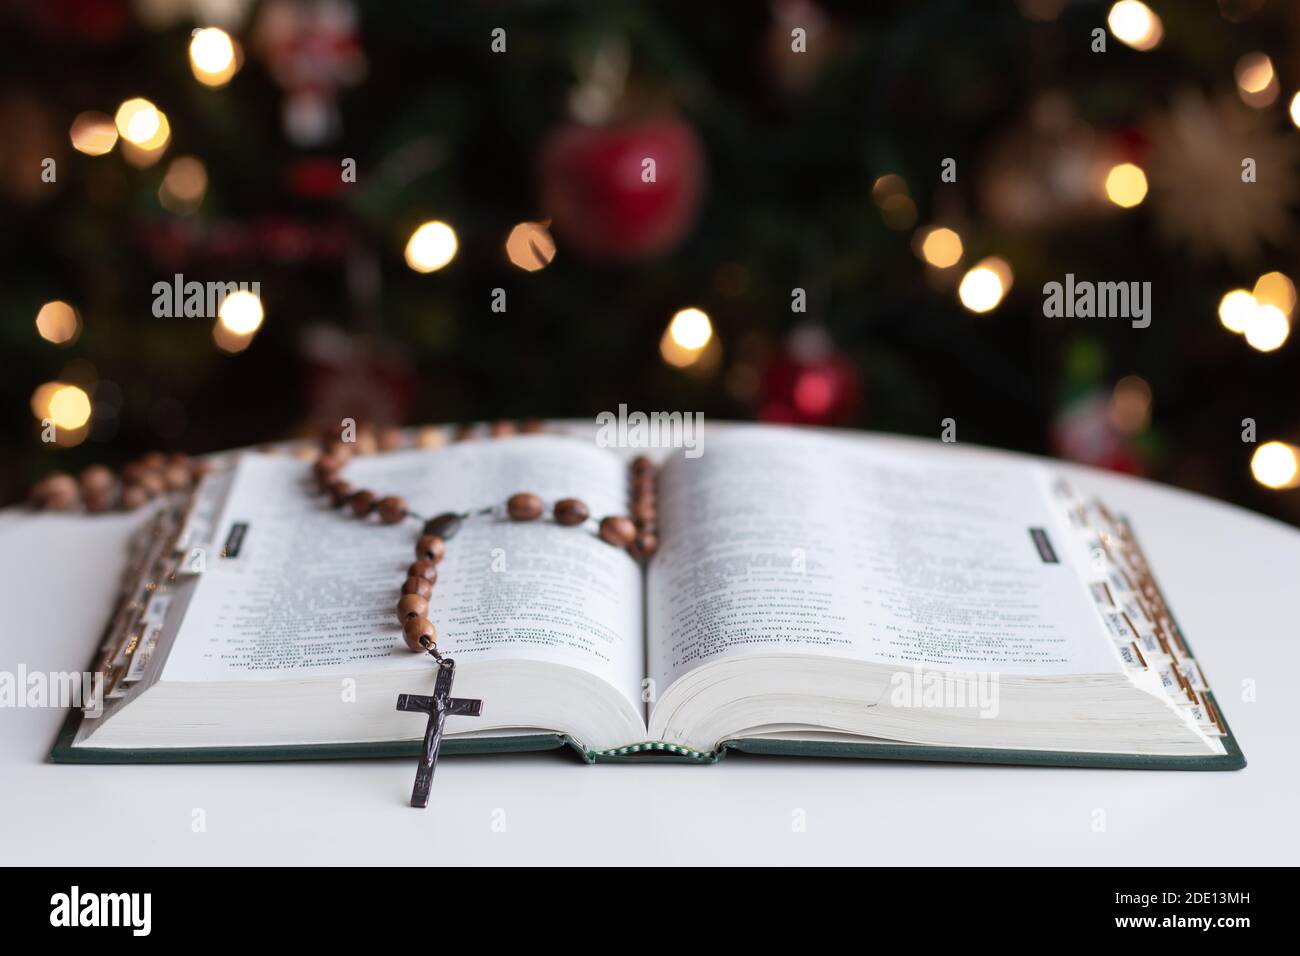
[39,473,80,510]
[599,515,637,547]
[632,472,656,495]
[453,424,477,441]
[632,499,656,523]
[553,498,590,526]
[120,484,149,511]
[519,418,545,434]
[490,419,516,437]
[402,616,437,652]
[321,439,353,462]
[349,490,377,517]
[628,533,659,560]
[314,454,344,483]
[163,463,193,491]
[409,560,439,583]
[84,487,116,513]
[415,426,446,449]
[376,495,408,524]
[136,472,166,497]
[423,513,462,541]
[506,493,544,521]
[328,480,355,507]
[377,426,405,452]
[79,464,115,495]
[631,455,655,477]
[415,534,446,563]
[354,426,379,456]
[402,575,433,598]
[397,593,429,624]
[139,452,166,471]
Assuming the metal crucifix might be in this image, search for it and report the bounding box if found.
[395,657,482,808]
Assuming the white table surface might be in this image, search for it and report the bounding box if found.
[1,427,1297,866]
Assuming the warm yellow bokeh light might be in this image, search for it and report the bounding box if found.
[69,111,118,156]
[1235,53,1278,108]
[958,258,1012,314]
[505,221,556,272]
[1290,92,1300,129]
[115,98,163,145]
[669,308,712,350]
[217,290,264,336]
[1243,303,1290,352]
[1251,441,1300,490]
[1218,290,1255,334]
[1252,271,1295,316]
[1107,1,1162,51]
[405,221,458,273]
[660,308,715,368]
[190,28,239,87]
[919,226,963,268]
[35,301,81,345]
[1104,163,1148,208]
[159,156,208,214]
[37,384,93,430]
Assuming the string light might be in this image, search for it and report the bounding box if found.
[916,226,963,268]
[505,221,557,272]
[31,382,92,430]
[1235,53,1278,109]
[115,98,170,167]
[69,112,118,156]
[1251,441,1300,490]
[1252,271,1295,315]
[660,307,714,368]
[1218,290,1255,334]
[1107,1,1163,51]
[35,301,81,346]
[217,290,264,336]
[1243,303,1290,352]
[115,98,163,145]
[1104,162,1148,208]
[404,221,458,273]
[958,257,1012,313]
[1108,375,1152,435]
[189,28,239,87]
[159,156,208,214]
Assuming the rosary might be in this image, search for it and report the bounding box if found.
[27,421,659,809]
[309,425,659,807]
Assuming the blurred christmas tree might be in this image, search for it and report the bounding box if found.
[2,0,1299,523]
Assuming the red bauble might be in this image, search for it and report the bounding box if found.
[758,328,864,426]
[538,115,705,262]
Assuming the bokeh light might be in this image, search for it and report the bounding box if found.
[69,111,118,156]
[217,290,264,336]
[1243,303,1290,352]
[1218,290,1255,334]
[958,257,1012,313]
[917,226,964,268]
[1107,1,1163,51]
[660,307,714,368]
[35,301,81,345]
[190,28,239,87]
[1251,441,1300,490]
[505,221,556,272]
[1104,162,1148,208]
[1235,52,1278,108]
[405,221,458,273]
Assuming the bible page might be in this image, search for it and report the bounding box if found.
[646,427,1123,694]
[161,435,645,711]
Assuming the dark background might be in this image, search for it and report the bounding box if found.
[2,0,1298,524]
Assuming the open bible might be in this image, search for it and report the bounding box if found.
[52,426,1243,769]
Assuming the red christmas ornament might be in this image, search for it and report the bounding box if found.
[758,325,863,426]
[538,115,705,262]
